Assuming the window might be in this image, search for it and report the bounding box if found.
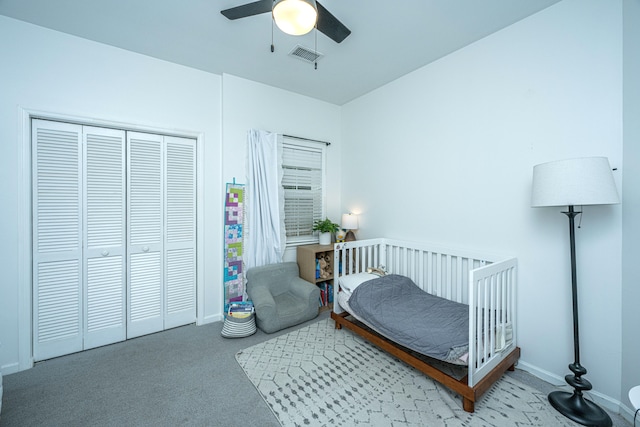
[281,137,326,246]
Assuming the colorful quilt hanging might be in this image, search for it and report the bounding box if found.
[224,182,245,313]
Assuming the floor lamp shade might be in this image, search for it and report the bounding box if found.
[532,157,619,207]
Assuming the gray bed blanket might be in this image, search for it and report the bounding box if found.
[348,274,469,363]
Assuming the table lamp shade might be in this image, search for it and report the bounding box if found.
[531,157,619,207]
[341,213,358,230]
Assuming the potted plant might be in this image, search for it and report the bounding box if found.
[313,218,339,245]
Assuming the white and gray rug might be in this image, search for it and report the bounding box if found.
[236,318,581,427]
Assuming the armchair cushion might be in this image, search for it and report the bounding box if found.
[246,262,320,333]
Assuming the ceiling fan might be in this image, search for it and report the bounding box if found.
[221,0,351,44]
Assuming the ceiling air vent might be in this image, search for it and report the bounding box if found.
[288,45,323,63]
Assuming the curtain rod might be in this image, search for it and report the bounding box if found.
[283,134,331,146]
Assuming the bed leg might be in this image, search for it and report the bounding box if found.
[508,363,516,372]
[330,311,345,329]
[463,398,475,413]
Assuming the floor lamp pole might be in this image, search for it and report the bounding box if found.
[548,205,612,427]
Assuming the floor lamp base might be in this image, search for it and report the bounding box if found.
[549,390,612,427]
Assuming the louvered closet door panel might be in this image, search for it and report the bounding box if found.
[164,136,196,328]
[83,126,127,349]
[32,119,83,361]
[127,131,164,339]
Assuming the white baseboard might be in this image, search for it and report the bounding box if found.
[517,360,636,424]
[1,361,20,376]
[516,360,566,387]
[199,313,224,325]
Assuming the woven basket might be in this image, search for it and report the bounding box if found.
[221,311,256,338]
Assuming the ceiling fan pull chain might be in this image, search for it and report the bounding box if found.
[271,15,275,53]
[314,25,318,70]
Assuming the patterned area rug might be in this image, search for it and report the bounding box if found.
[236,318,581,427]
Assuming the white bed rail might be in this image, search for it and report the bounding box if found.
[333,239,386,314]
[467,257,517,386]
[333,238,517,388]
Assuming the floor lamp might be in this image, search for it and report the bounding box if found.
[531,157,619,427]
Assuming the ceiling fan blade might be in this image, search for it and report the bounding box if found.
[221,0,273,20]
[316,1,351,43]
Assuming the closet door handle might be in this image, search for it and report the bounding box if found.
[142,246,150,252]
[101,250,109,257]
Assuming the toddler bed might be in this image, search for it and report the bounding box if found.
[331,238,519,413]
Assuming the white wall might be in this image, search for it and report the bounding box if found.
[221,73,342,262]
[341,0,624,406]
[622,0,640,412]
[0,16,223,373]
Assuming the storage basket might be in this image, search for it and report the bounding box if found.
[221,305,256,338]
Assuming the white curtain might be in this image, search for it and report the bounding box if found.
[245,129,286,270]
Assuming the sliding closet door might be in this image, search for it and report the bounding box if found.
[83,126,126,349]
[32,119,83,361]
[127,132,164,338]
[164,136,196,328]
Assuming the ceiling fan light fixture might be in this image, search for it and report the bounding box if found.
[273,0,318,36]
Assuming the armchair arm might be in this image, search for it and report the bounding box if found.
[288,276,320,303]
[247,285,276,318]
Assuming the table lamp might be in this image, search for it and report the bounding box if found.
[341,213,358,242]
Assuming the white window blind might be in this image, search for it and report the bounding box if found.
[281,137,326,246]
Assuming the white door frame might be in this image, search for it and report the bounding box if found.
[18,107,206,371]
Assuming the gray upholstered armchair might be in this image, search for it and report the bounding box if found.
[246,262,320,333]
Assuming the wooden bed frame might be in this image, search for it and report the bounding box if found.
[331,238,520,413]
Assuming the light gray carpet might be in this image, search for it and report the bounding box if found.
[236,318,626,427]
[0,311,629,426]
[0,314,331,427]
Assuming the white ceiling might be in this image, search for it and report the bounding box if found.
[0,0,561,105]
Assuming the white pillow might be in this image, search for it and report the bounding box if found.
[338,272,378,293]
